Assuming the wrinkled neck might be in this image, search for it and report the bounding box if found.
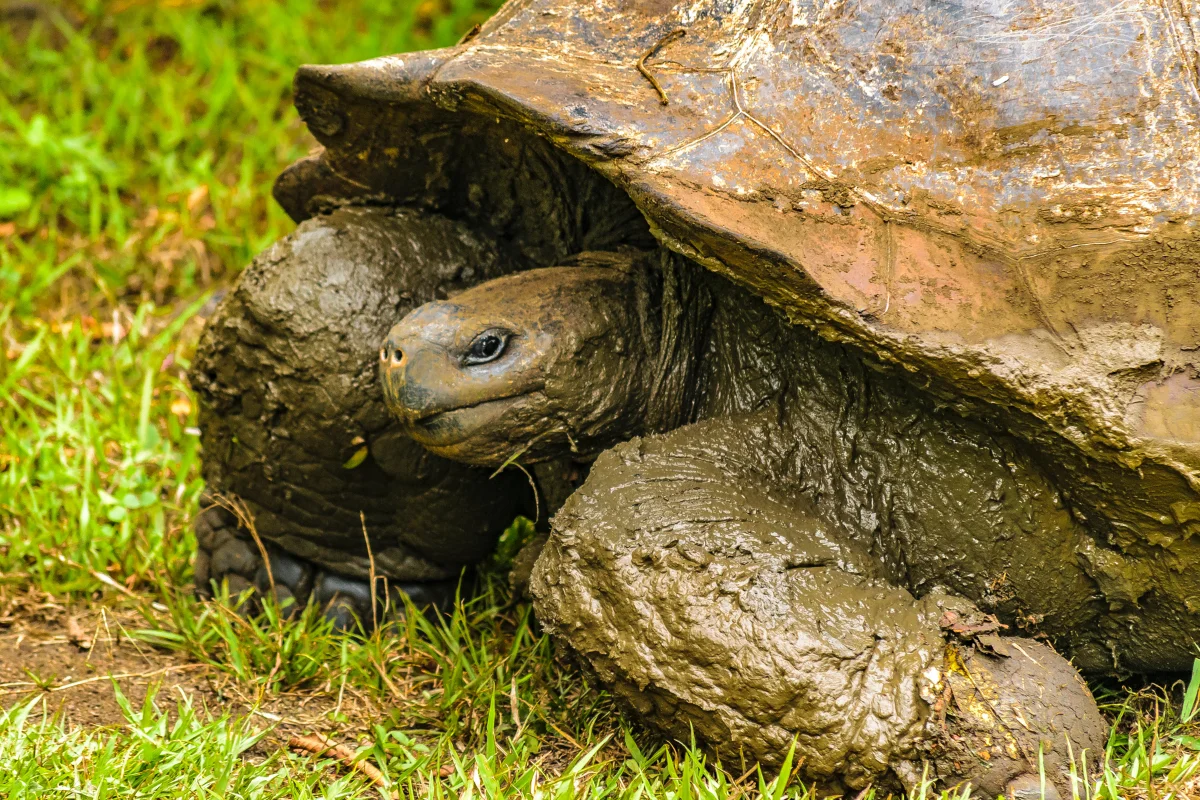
[539,250,714,458]
[570,249,793,441]
[640,251,716,434]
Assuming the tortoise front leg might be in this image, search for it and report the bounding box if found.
[530,412,1106,797]
[189,205,530,628]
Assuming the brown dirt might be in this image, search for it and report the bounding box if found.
[0,588,382,747]
[0,592,209,726]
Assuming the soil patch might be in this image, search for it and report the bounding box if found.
[0,590,382,746]
[0,593,214,727]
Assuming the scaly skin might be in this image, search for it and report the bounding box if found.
[383,249,1200,672]
[192,492,459,626]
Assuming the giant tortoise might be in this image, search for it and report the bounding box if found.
[189,0,1200,794]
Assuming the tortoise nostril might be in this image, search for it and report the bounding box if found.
[381,340,406,368]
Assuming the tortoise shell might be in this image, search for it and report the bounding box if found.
[274,0,1200,530]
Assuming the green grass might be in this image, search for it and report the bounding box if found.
[2,2,1200,798]
[1,687,373,799]
[1,0,499,593]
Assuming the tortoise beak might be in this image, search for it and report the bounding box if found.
[380,329,448,424]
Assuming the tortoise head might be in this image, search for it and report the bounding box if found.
[380,253,659,467]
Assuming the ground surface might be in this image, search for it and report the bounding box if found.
[2,1,1200,798]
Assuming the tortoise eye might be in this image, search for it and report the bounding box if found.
[465,330,508,365]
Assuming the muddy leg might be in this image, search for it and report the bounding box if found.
[193,491,458,628]
[190,206,529,627]
[531,414,1106,796]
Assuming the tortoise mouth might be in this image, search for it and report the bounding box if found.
[406,394,527,447]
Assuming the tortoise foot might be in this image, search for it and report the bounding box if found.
[193,492,456,630]
[193,497,272,610]
[309,569,458,631]
[1007,774,1062,800]
[938,638,1105,799]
